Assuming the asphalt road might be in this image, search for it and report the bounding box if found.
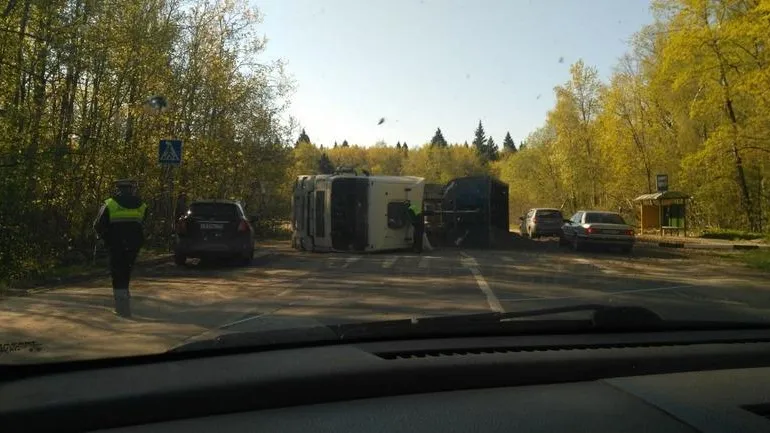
[2,240,770,364]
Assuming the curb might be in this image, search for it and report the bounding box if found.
[640,241,765,251]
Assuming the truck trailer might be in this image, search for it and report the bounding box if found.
[291,173,425,252]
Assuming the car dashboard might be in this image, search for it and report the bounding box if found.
[3,329,770,433]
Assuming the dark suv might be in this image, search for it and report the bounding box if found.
[174,200,255,265]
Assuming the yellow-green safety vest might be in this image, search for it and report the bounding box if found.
[408,202,422,215]
[105,198,147,223]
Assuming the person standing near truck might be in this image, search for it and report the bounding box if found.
[406,199,424,254]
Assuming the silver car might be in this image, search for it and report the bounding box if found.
[560,210,635,253]
[519,208,564,238]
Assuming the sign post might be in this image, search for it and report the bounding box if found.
[159,139,183,250]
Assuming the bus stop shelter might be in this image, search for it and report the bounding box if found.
[633,191,691,237]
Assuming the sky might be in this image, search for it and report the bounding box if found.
[255,0,655,148]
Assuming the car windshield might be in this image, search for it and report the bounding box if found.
[2,0,770,366]
[584,213,626,225]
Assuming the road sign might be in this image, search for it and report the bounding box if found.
[656,174,668,192]
[159,139,182,165]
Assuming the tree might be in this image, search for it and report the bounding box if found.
[333,141,338,148]
[472,121,486,154]
[503,132,517,153]
[396,141,402,149]
[318,153,335,174]
[341,140,349,148]
[464,141,469,148]
[296,128,311,147]
[485,137,499,161]
[403,143,409,152]
[430,127,448,147]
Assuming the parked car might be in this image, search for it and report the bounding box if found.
[560,210,635,253]
[519,208,564,238]
[174,199,255,265]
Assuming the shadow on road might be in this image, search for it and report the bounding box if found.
[3,239,770,363]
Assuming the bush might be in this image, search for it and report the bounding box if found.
[700,229,766,241]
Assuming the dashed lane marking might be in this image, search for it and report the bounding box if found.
[382,256,399,269]
[460,252,504,313]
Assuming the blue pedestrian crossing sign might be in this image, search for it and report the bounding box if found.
[159,139,182,165]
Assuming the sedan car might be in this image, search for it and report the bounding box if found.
[560,210,634,253]
[174,199,255,265]
[519,208,564,238]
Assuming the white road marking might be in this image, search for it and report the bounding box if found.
[498,284,694,303]
[383,256,399,269]
[570,257,618,274]
[470,267,504,312]
[460,252,504,313]
[341,257,360,269]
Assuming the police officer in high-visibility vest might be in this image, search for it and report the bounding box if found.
[93,179,148,317]
[406,199,424,254]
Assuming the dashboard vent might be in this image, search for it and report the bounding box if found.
[375,339,770,360]
[742,404,770,421]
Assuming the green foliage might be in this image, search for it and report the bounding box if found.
[296,129,311,147]
[496,0,770,232]
[503,132,516,153]
[700,229,765,241]
[430,128,448,148]
[318,153,335,174]
[735,249,770,272]
[0,0,293,284]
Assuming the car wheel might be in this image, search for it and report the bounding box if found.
[239,247,254,266]
[571,236,582,252]
[174,253,186,266]
[558,235,568,246]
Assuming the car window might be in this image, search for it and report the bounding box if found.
[535,210,562,219]
[189,203,239,220]
[572,212,583,224]
[584,213,626,224]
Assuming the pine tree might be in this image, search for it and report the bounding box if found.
[396,141,401,149]
[341,140,349,148]
[334,141,338,148]
[472,121,486,154]
[318,153,335,174]
[485,136,499,161]
[296,128,311,147]
[464,141,469,148]
[403,143,409,152]
[502,132,517,153]
[518,141,526,151]
[430,128,448,147]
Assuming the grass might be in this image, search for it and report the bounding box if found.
[736,249,770,272]
[700,228,767,242]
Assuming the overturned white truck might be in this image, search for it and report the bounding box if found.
[291,172,425,252]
